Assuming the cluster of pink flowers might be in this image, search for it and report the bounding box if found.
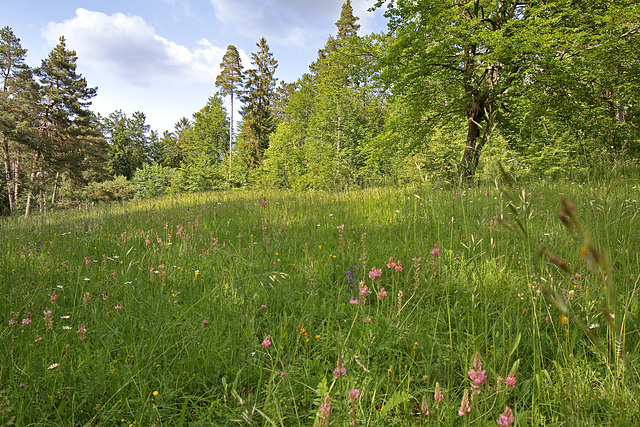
[386,257,403,272]
[317,395,331,427]
[262,334,271,348]
[368,267,382,279]
[333,357,347,378]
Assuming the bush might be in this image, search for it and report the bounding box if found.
[84,176,135,202]
[131,164,176,200]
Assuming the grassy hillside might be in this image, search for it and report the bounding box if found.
[1,179,639,425]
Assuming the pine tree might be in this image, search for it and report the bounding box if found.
[215,45,243,179]
[0,26,37,214]
[25,36,104,216]
[239,37,278,168]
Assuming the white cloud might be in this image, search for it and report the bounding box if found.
[209,0,384,45]
[41,8,227,86]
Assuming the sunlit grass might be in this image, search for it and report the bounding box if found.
[1,179,639,425]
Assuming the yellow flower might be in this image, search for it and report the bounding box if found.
[315,335,321,340]
[152,390,159,397]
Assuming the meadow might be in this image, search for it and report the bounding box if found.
[1,177,639,426]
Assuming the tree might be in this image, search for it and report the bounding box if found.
[171,95,229,192]
[0,26,37,214]
[101,110,155,179]
[374,0,640,180]
[238,37,278,168]
[314,0,361,67]
[215,45,243,180]
[27,36,104,216]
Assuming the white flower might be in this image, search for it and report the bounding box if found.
[124,281,133,284]
[83,277,90,281]
[589,323,600,329]
[62,326,71,330]
[57,285,64,289]
[47,363,59,369]
[60,315,70,319]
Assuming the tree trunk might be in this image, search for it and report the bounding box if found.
[24,150,41,218]
[229,91,234,181]
[51,172,59,205]
[461,107,482,181]
[1,139,14,213]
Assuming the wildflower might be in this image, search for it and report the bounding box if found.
[333,357,347,377]
[76,324,87,339]
[281,371,286,377]
[21,313,32,326]
[260,304,267,311]
[152,390,159,397]
[505,374,516,388]
[51,291,58,305]
[571,272,581,281]
[359,285,371,297]
[318,395,331,427]
[434,382,444,403]
[34,335,43,342]
[421,394,429,416]
[458,388,471,417]
[378,288,387,299]
[8,318,16,326]
[394,260,403,272]
[114,303,122,310]
[62,326,71,330]
[202,320,208,327]
[348,389,360,426]
[398,290,403,310]
[349,296,359,305]
[363,317,372,323]
[468,352,487,391]
[43,310,53,331]
[369,267,382,279]
[496,406,515,426]
[47,363,59,370]
[386,257,395,269]
[262,334,272,348]
[431,244,440,258]
[348,388,360,403]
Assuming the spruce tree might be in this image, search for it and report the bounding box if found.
[239,37,278,168]
[215,45,243,179]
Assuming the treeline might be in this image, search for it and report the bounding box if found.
[2,0,639,216]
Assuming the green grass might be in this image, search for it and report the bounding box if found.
[1,179,639,425]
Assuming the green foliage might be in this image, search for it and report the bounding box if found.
[131,163,176,200]
[101,110,156,179]
[83,175,135,203]
[238,38,278,168]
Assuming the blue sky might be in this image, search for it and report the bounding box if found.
[3,0,388,133]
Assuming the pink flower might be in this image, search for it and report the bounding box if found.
[349,296,359,305]
[431,244,440,258]
[363,317,372,323]
[368,267,382,279]
[377,288,387,299]
[434,382,444,403]
[262,334,271,348]
[34,335,43,342]
[496,406,515,426]
[51,291,58,304]
[333,358,347,377]
[421,394,429,416]
[359,285,371,297]
[318,395,331,427]
[202,320,209,327]
[458,389,471,417]
[281,371,286,377]
[348,388,360,403]
[505,374,516,387]
[76,324,87,339]
[8,318,16,326]
[114,303,122,310]
[469,352,488,390]
[386,257,395,269]
[394,260,403,272]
